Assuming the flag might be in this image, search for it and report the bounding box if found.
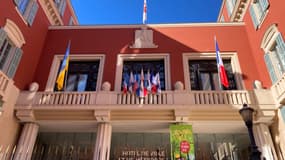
[128,71,135,93]
[136,68,147,97]
[56,40,71,91]
[146,69,152,91]
[151,72,161,94]
[143,0,147,24]
[215,37,229,88]
[122,76,128,93]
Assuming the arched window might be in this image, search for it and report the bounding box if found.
[0,19,25,78]
[261,24,285,83]
[249,0,269,29]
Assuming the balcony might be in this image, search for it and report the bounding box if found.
[15,83,276,123]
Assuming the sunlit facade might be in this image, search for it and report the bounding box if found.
[0,0,284,159]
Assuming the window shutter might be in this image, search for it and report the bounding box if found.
[259,0,269,11]
[249,5,259,29]
[226,0,234,17]
[14,0,20,6]
[59,0,66,16]
[281,106,285,123]
[275,33,285,73]
[7,48,22,78]
[0,28,7,49]
[264,53,277,83]
[26,1,39,26]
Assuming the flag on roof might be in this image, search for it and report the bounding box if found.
[143,0,147,24]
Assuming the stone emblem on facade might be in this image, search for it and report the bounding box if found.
[130,28,158,48]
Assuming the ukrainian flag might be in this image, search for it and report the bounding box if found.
[56,41,71,91]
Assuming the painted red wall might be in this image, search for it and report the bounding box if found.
[0,0,50,90]
[0,0,77,90]
[34,24,260,91]
[242,0,285,88]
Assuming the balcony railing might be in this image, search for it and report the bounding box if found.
[17,90,253,107]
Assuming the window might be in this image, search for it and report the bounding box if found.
[121,60,166,92]
[55,61,100,92]
[54,0,67,16]
[14,0,39,26]
[226,0,236,17]
[0,28,23,78]
[115,54,170,92]
[0,97,3,111]
[47,54,105,91]
[68,17,74,26]
[189,60,237,90]
[261,25,285,84]
[220,15,225,22]
[249,0,269,29]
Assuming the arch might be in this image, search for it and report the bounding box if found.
[3,19,26,48]
[261,24,278,52]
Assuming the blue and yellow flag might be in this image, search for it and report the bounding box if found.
[56,41,71,91]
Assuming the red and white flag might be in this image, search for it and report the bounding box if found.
[136,68,147,97]
[215,37,229,88]
[143,0,147,24]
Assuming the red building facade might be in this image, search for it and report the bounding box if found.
[0,0,284,159]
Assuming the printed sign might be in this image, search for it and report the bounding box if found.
[170,124,195,160]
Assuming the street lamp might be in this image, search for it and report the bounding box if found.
[239,104,261,160]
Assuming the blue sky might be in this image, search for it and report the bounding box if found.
[70,0,223,25]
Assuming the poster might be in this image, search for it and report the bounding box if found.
[170,124,195,160]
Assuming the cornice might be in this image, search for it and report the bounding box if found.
[48,22,245,30]
[230,0,250,22]
[38,0,63,25]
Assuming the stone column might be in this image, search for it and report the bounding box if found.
[253,123,278,160]
[13,123,39,160]
[93,123,112,160]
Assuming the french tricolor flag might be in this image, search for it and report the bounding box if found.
[215,37,229,88]
[136,69,147,97]
[143,0,147,24]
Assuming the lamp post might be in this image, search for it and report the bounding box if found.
[239,104,261,160]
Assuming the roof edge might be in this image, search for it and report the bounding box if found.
[48,22,245,30]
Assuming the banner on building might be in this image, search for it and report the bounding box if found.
[170,124,195,160]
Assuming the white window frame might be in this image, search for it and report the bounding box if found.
[46,54,105,91]
[114,53,171,92]
[226,0,236,17]
[182,52,244,90]
[14,0,39,26]
[261,24,285,83]
[249,0,269,29]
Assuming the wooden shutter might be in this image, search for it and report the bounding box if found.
[275,33,285,73]
[0,28,7,50]
[59,0,66,16]
[259,0,269,11]
[249,5,259,29]
[264,53,277,83]
[281,106,285,123]
[7,48,22,78]
[26,1,39,26]
[14,0,20,6]
[226,0,234,17]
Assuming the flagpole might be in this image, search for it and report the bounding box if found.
[64,40,71,91]
[63,70,68,91]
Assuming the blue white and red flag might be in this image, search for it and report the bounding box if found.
[215,37,229,88]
